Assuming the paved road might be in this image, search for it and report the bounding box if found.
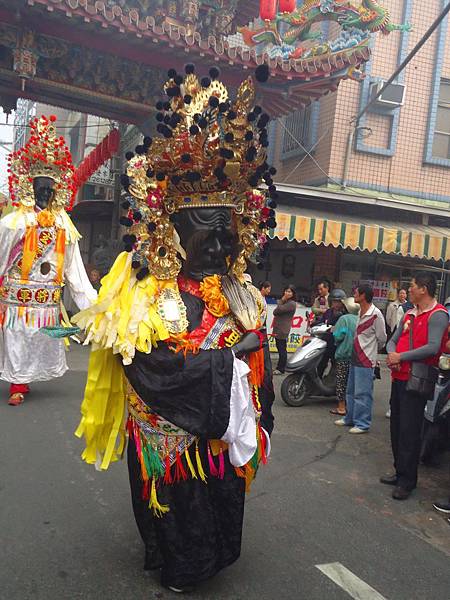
[1,346,449,600]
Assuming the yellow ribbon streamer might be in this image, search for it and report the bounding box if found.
[21,225,38,281]
[75,348,127,470]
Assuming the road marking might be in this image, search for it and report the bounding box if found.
[316,563,388,600]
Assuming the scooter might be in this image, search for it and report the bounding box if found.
[421,352,450,464]
[280,323,336,407]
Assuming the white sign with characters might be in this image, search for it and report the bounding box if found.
[266,303,309,353]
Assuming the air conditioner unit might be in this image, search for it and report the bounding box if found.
[369,80,406,108]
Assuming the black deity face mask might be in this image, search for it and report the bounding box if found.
[173,208,239,281]
[33,176,55,210]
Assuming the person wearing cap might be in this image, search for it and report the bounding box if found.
[317,288,348,378]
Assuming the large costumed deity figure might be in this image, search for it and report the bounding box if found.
[0,115,97,406]
[74,65,276,592]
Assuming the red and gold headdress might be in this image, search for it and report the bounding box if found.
[120,65,277,280]
[7,115,77,211]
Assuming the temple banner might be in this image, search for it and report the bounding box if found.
[266,303,309,353]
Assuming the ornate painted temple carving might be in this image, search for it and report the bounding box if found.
[0,0,408,121]
[242,1,410,59]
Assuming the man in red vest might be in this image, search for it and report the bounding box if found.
[382,272,449,500]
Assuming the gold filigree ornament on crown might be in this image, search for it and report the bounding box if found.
[119,64,278,281]
[7,115,77,211]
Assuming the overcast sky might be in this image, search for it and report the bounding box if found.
[0,109,14,195]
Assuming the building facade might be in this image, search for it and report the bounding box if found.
[263,0,450,306]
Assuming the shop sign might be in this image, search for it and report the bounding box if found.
[352,279,390,306]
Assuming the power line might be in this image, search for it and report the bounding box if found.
[352,1,450,125]
[277,3,450,197]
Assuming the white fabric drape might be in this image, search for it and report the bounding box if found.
[221,356,257,467]
[0,212,96,384]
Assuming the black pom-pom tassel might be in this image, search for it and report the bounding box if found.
[209,66,220,80]
[255,64,270,83]
[120,216,133,227]
[167,86,181,98]
[136,267,150,281]
[257,114,270,129]
[245,147,257,161]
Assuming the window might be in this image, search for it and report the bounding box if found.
[281,106,312,160]
[432,80,450,160]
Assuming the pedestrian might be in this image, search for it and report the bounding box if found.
[385,291,401,339]
[272,284,297,375]
[331,294,359,416]
[259,280,272,299]
[386,287,414,418]
[432,323,450,518]
[395,287,413,328]
[335,284,387,433]
[312,279,330,318]
[88,267,102,292]
[381,272,449,500]
[317,288,348,378]
[259,280,272,326]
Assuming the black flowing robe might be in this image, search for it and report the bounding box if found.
[124,292,274,589]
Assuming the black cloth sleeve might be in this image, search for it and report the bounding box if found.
[124,343,234,439]
[259,342,275,436]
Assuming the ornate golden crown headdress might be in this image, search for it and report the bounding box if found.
[121,64,277,280]
[8,115,77,210]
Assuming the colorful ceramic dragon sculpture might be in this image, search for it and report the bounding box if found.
[240,0,411,60]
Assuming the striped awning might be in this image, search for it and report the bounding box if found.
[270,210,450,262]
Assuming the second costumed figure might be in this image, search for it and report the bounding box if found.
[74,65,276,592]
